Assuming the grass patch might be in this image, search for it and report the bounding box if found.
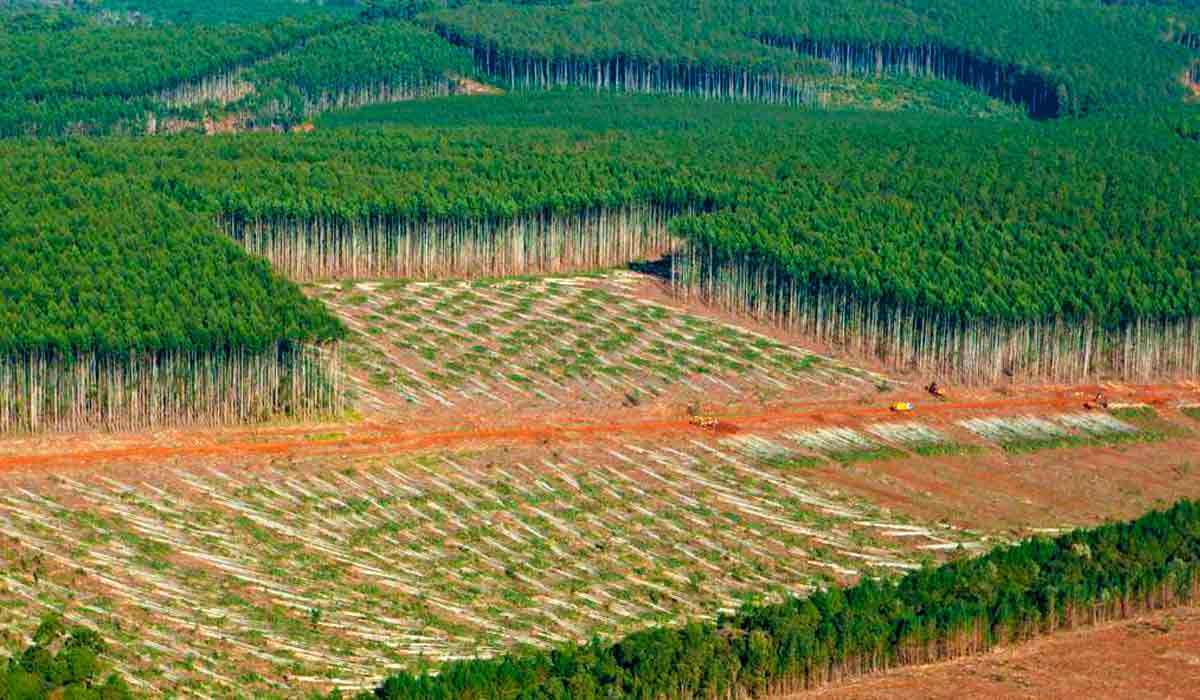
[829,446,907,465]
[1108,407,1189,440]
[1181,406,1200,421]
[760,454,824,470]
[1001,430,1166,454]
[1110,406,1157,420]
[304,432,346,442]
[912,442,985,457]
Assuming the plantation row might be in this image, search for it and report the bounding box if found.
[311,89,1019,130]
[223,204,681,280]
[246,20,470,101]
[346,499,1200,700]
[757,36,1059,118]
[146,20,473,129]
[0,438,969,695]
[326,274,868,414]
[0,345,341,433]
[425,0,1200,116]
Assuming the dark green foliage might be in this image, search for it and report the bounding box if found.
[318,90,847,129]
[344,499,1200,699]
[0,615,135,700]
[2,99,1197,355]
[426,0,1198,115]
[248,20,471,96]
[239,18,472,124]
[0,168,343,355]
[0,12,340,136]
[315,86,1019,130]
[85,0,360,24]
[54,101,1194,328]
[668,109,1200,326]
[0,14,334,101]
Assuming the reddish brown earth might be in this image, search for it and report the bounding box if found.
[0,382,1195,476]
[2,276,1199,693]
[795,606,1200,700]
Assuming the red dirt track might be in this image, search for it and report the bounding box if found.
[0,382,1195,473]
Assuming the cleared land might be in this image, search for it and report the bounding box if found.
[805,606,1200,700]
[2,401,1199,696]
[0,437,978,697]
[1,276,1199,698]
[319,272,888,418]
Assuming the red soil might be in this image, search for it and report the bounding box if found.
[0,382,1194,477]
[797,606,1200,700]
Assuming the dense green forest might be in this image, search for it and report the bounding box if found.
[8,97,1192,380]
[336,499,1200,699]
[241,19,474,125]
[3,0,1197,136]
[315,88,1021,130]
[0,616,134,700]
[0,11,342,136]
[2,0,1199,427]
[426,0,1199,117]
[0,154,344,432]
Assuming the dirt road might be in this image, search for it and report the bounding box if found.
[0,382,1195,473]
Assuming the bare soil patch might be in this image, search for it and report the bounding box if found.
[799,606,1200,700]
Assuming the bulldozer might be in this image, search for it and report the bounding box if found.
[890,401,915,413]
[926,381,948,400]
[687,403,719,430]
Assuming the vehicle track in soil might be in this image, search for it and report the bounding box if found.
[0,382,1195,473]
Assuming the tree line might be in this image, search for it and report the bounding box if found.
[0,9,342,136]
[239,18,474,125]
[331,498,1200,699]
[0,154,344,431]
[6,99,1199,383]
[424,0,1198,117]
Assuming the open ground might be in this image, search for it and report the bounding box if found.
[2,272,1200,698]
[803,606,1200,700]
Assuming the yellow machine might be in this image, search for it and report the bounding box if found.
[890,402,915,412]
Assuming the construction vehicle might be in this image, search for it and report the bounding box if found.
[926,381,947,399]
[1083,392,1109,410]
[890,401,915,412]
[687,403,719,430]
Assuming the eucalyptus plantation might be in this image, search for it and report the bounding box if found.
[0,345,341,433]
[223,204,681,280]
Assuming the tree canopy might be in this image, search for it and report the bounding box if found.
[0,615,135,700]
[0,166,343,355]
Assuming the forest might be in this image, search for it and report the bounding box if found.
[0,158,344,432]
[6,98,1194,382]
[425,0,1200,116]
[0,616,134,700]
[2,0,1198,136]
[333,498,1200,699]
[239,19,473,125]
[0,0,1198,421]
[0,11,342,136]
